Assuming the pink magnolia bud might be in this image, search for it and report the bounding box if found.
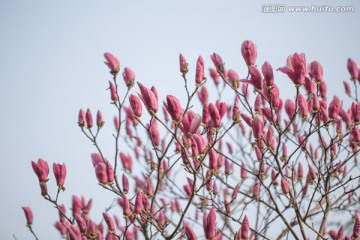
[353,212,360,238]
[158,210,166,226]
[306,165,316,184]
[210,52,224,73]
[319,82,327,100]
[54,221,67,236]
[96,110,105,128]
[146,180,154,197]
[122,67,135,88]
[213,181,218,195]
[347,58,359,80]
[351,102,360,123]
[224,158,231,175]
[254,95,262,113]
[206,170,213,191]
[91,153,104,167]
[309,61,324,83]
[241,40,257,66]
[129,94,142,118]
[239,215,250,240]
[297,94,308,119]
[114,116,120,131]
[74,215,87,233]
[262,61,274,88]
[137,82,158,116]
[78,108,86,127]
[227,69,240,89]
[95,163,107,184]
[241,162,247,180]
[278,52,306,86]
[86,108,93,128]
[109,81,118,102]
[335,225,344,240]
[184,184,191,198]
[271,169,278,186]
[343,81,351,96]
[120,152,132,172]
[328,96,342,120]
[179,54,188,74]
[285,99,295,120]
[304,76,316,97]
[72,195,82,217]
[197,86,208,105]
[121,196,131,217]
[249,65,263,91]
[104,52,120,74]
[242,84,250,100]
[32,158,49,182]
[104,161,114,184]
[252,182,260,201]
[22,207,33,226]
[252,114,264,139]
[103,212,115,232]
[281,177,289,194]
[189,114,201,134]
[185,224,198,240]
[297,163,304,181]
[148,122,160,147]
[206,207,217,239]
[232,98,240,123]
[232,183,240,199]
[164,95,182,122]
[208,103,221,128]
[241,113,253,127]
[216,101,227,119]
[134,191,143,215]
[122,174,129,194]
[208,149,218,173]
[195,56,205,86]
[53,163,66,190]
[209,68,220,85]
[328,230,337,239]
[297,134,306,150]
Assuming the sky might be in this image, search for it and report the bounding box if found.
[0,0,360,239]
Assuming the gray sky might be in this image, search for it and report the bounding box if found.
[1,0,359,239]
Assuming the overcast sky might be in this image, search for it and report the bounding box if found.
[1,0,359,239]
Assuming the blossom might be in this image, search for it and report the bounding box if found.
[278,52,306,86]
[211,52,224,73]
[122,67,135,88]
[78,108,86,127]
[137,82,158,116]
[22,207,33,226]
[53,162,66,190]
[86,108,93,128]
[179,54,188,74]
[104,52,120,74]
[164,95,182,122]
[241,40,257,66]
[32,158,49,183]
[129,94,142,118]
[309,60,324,83]
[347,58,359,80]
[96,110,104,128]
[195,56,205,86]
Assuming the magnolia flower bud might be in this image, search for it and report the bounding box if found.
[241,40,257,66]
[22,207,33,226]
[122,67,135,88]
[104,52,120,75]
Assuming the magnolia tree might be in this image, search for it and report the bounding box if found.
[23,40,360,240]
